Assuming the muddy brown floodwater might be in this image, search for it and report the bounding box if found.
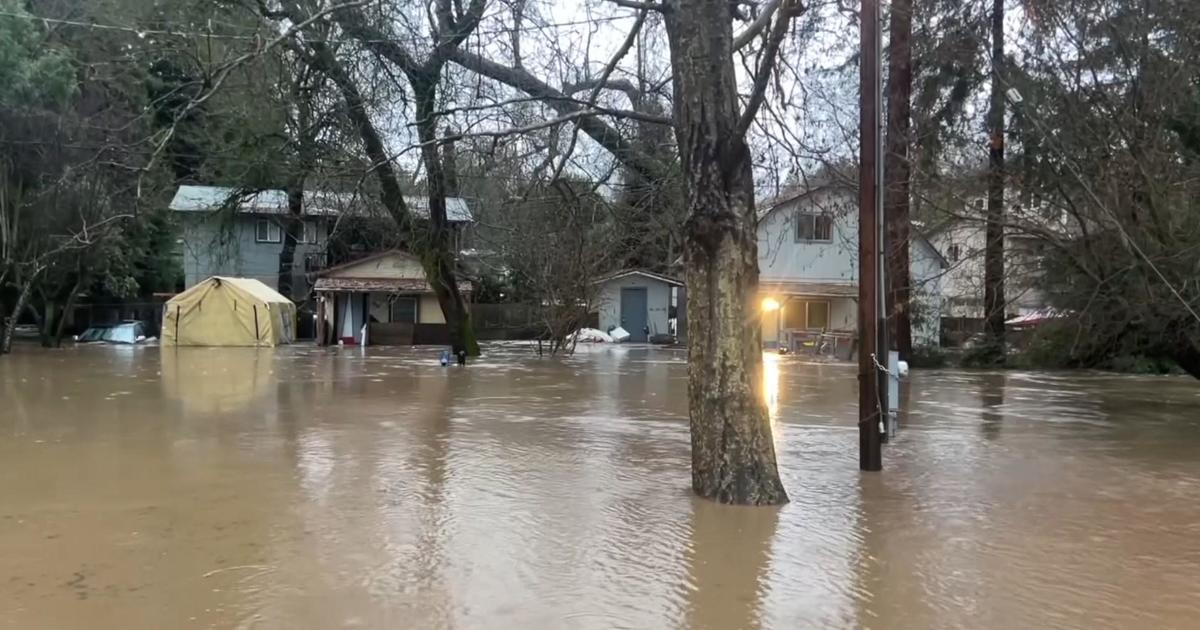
[2,344,1200,629]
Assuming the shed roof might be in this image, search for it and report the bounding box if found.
[168,185,474,222]
[593,269,684,287]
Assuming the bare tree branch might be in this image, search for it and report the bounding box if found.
[737,0,803,136]
[447,48,668,181]
[733,0,780,51]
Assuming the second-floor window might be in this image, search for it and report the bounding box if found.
[255,219,282,243]
[303,220,319,244]
[948,244,961,262]
[795,212,833,242]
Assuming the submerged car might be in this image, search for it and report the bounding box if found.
[75,321,153,345]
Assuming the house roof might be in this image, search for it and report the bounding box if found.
[314,277,438,293]
[168,185,474,222]
[314,250,472,294]
[316,250,420,278]
[593,269,684,287]
[759,281,859,298]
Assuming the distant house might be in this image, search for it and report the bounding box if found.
[313,250,471,346]
[925,198,1061,344]
[757,183,948,350]
[593,269,682,342]
[170,185,474,300]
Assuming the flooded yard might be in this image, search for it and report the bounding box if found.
[2,344,1200,629]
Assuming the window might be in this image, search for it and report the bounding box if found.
[783,299,831,330]
[390,297,418,323]
[795,213,833,242]
[948,244,961,262]
[255,219,282,243]
[303,221,320,244]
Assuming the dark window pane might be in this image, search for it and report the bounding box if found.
[808,301,830,329]
[390,297,418,323]
[783,301,807,329]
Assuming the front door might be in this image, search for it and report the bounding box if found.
[620,287,648,342]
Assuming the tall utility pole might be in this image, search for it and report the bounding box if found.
[858,0,884,471]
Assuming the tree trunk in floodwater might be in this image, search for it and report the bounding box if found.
[1174,342,1200,380]
[885,0,914,359]
[53,278,83,347]
[39,299,57,348]
[983,0,1007,362]
[665,0,788,505]
[413,77,479,357]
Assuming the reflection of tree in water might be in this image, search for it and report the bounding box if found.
[682,500,779,630]
[977,372,1006,441]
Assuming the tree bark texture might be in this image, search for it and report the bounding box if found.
[884,0,914,359]
[984,0,1007,360]
[412,78,479,357]
[666,0,788,505]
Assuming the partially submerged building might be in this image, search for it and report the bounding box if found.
[313,250,471,346]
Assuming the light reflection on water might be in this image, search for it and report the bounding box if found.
[1,344,1199,629]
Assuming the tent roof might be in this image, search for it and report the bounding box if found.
[216,277,293,304]
[168,276,293,306]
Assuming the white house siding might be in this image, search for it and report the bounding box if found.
[756,187,945,349]
[759,190,859,284]
[596,274,673,338]
[178,213,327,292]
[928,218,1050,323]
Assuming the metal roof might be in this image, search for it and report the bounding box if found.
[168,185,474,222]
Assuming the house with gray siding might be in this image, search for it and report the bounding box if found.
[170,185,474,302]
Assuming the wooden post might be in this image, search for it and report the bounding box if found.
[858,0,884,471]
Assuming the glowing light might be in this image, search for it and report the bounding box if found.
[761,297,780,312]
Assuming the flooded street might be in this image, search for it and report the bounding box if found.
[2,345,1200,629]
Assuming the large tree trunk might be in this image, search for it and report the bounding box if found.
[53,276,84,347]
[278,179,305,301]
[666,0,787,505]
[412,77,479,357]
[885,0,914,359]
[39,298,57,348]
[983,0,1007,361]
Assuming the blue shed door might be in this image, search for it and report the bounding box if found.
[620,287,648,342]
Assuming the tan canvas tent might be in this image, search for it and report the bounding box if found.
[162,277,296,346]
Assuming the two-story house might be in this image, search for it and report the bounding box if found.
[170,185,474,302]
[925,198,1065,343]
[757,183,948,350]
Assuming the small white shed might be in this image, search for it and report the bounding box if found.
[593,270,682,342]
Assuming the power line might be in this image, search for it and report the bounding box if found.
[0,10,636,44]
